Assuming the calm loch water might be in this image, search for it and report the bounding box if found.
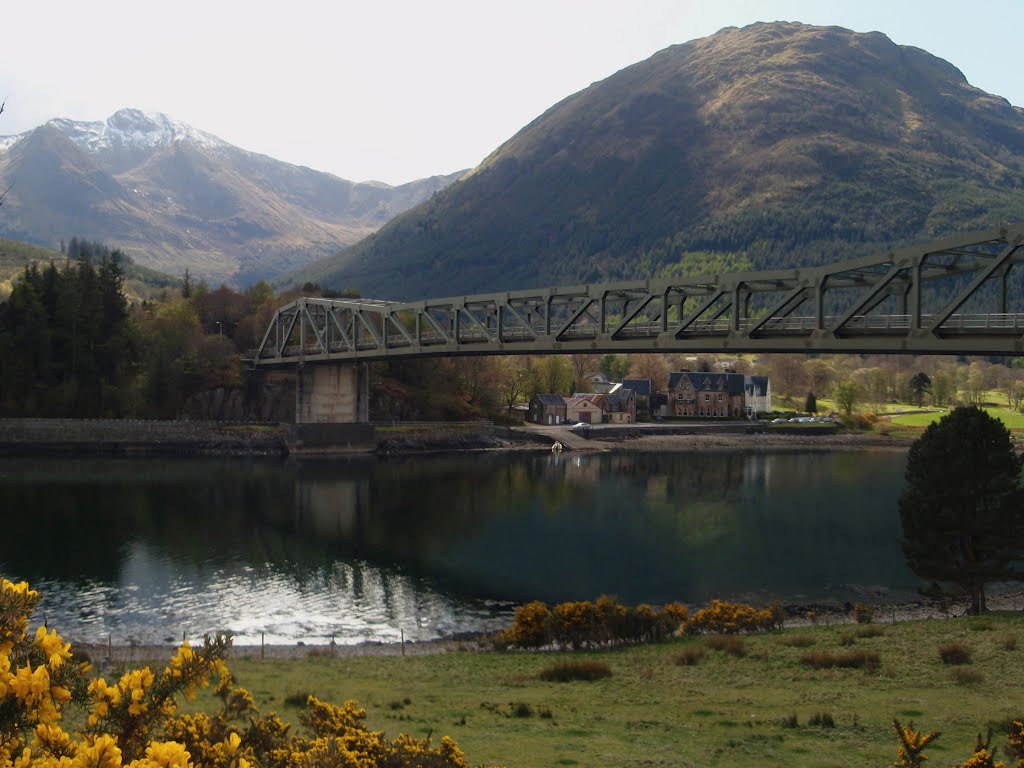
[0,450,912,645]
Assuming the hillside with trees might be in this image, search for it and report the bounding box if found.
[295,22,1024,300]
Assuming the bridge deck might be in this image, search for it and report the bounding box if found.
[255,225,1024,362]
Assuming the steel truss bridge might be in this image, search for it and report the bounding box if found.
[255,226,1024,365]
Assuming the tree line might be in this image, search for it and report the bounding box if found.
[5,245,1024,422]
[0,240,279,419]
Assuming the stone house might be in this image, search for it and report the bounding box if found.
[668,372,745,418]
[743,375,772,418]
[529,394,568,425]
[582,372,615,394]
[566,394,607,424]
[603,386,636,423]
[622,378,652,419]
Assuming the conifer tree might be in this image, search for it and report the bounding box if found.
[898,406,1024,614]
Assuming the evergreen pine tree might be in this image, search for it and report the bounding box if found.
[898,406,1024,613]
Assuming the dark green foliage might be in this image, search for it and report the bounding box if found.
[539,661,612,683]
[898,406,1024,614]
[0,243,138,416]
[0,237,277,419]
[909,372,932,407]
[804,392,817,415]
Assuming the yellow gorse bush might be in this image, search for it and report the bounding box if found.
[892,718,1024,768]
[494,595,685,650]
[684,599,780,635]
[0,577,477,768]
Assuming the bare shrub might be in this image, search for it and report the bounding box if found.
[707,635,746,657]
[800,650,880,672]
[780,634,815,648]
[539,660,612,682]
[852,603,876,624]
[855,625,886,639]
[809,712,835,728]
[675,646,706,666]
[938,641,972,665]
[952,668,984,685]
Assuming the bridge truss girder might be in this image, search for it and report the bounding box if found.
[254,225,1024,364]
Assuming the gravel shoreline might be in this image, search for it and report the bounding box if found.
[606,430,909,452]
[72,589,1023,664]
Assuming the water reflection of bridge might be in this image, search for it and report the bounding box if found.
[253,226,1024,422]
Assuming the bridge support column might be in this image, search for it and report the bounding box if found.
[296,363,369,424]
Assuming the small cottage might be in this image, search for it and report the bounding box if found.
[604,387,636,423]
[566,394,607,424]
[529,394,567,425]
[743,375,772,418]
[622,378,652,419]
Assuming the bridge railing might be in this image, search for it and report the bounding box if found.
[253,226,1024,361]
[260,311,1024,361]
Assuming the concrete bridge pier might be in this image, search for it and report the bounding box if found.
[296,363,369,423]
[291,363,374,453]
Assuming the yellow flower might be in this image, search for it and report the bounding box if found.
[35,626,73,669]
[141,741,192,768]
[224,732,240,756]
[2,579,37,598]
[10,662,50,703]
[76,734,123,768]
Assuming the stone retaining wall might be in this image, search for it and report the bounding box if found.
[0,419,289,457]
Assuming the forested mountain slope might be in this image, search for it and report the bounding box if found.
[296,22,1024,300]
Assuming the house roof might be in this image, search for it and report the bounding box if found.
[668,371,745,394]
[744,375,770,395]
[567,393,608,410]
[622,378,652,396]
[604,388,634,411]
[533,394,567,407]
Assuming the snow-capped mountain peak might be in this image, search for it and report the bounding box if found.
[45,108,228,154]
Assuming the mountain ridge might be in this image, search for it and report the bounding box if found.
[294,22,1024,301]
[0,109,465,284]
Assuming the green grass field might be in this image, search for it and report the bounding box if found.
[167,614,1024,768]
[889,406,1024,430]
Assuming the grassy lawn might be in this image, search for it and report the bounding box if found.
[173,614,1024,768]
[890,406,1024,430]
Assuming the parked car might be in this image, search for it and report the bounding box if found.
[771,418,788,424]
[569,422,592,438]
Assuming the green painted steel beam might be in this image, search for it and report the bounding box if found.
[253,225,1024,364]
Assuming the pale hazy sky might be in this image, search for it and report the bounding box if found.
[3,0,1022,186]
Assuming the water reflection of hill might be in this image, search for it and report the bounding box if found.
[0,451,915,612]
